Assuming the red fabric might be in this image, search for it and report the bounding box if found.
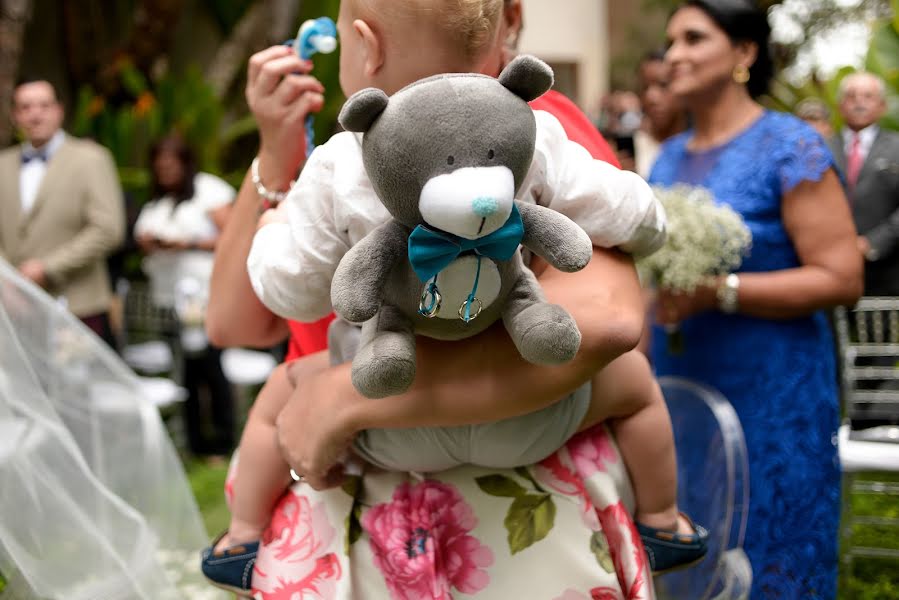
[284,314,335,362]
[846,132,863,189]
[530,90,621,167]
[282,91,617,361]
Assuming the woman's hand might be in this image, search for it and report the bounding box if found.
[276,355,360,490]
[655,283,718,325]
[247,45,325,190]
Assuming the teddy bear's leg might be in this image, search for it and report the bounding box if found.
[502,269,582,365]
[351,304,417,398]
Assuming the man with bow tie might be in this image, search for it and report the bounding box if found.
[1,78,124,346]
[830,72,899,297]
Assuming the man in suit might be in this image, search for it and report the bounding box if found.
[831,72,899,430]
[830,72,899,297]
[1,78,124,346]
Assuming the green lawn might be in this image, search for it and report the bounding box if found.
[187,463,899,598]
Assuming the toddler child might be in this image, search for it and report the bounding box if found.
[201,0,706,595]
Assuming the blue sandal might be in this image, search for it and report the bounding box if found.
[636,513,709,574]
[200,531,259,597]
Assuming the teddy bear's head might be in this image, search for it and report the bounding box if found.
[338,55,553,240]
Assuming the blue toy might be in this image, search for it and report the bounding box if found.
[284,17,338,157]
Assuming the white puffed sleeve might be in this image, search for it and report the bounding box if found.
[247,143,351,322]
[522,110,667,257]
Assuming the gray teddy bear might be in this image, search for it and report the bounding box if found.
[331,55,593,399]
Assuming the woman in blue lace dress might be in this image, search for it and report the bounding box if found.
[648,1,864,597]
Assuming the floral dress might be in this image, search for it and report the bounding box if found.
[226,425,653,599]
[649,111,841,599]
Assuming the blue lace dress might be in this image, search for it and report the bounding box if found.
[649,111,841,599]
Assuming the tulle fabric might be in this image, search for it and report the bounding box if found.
[0,258,223,599]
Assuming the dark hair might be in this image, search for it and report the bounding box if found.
[679,0,773,98]
[149,134,197,203]
[13,76,60,103]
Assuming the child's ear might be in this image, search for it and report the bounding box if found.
[354,19,384,77]
[339,88,389,132]
[498,54,554,102]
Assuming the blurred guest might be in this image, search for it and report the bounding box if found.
[795,97,832,138]
[612,90,642,171]
[0,78,124,347]
[635,49,687,177]
[649,1,862,597]
[830,72,899,297]
[135,134,236,458]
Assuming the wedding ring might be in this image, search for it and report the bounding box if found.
[458,297,483,322]
[419,284,442,318]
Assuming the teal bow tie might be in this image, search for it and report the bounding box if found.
[408,204,524,283]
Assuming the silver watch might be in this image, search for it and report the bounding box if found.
[716,273,740,314]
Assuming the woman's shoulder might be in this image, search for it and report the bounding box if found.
[756,110,822,142]
[193,172,236,206]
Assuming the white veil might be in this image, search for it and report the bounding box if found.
[0,258,224,599]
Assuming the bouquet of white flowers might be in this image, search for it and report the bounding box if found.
[637,184,752,353]
[638,184,751,292]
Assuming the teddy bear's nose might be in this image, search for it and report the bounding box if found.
[472,196,499,218]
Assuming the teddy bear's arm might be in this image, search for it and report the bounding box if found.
[331,219,409,323]
[516,201,593,273]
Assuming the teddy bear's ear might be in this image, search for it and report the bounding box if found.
[498,55,554,102]
[339,88,390,132]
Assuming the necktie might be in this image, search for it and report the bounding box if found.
[846,133,863,189]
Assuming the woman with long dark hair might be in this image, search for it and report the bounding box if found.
[135,134,237,458]
[648,1,863,596]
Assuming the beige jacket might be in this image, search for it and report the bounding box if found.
[0,134,124,316]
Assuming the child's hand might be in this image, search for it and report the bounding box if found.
[246,45,325,191]
[257,204,289,230]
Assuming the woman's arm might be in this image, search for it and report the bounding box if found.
[277,247,645,487]
[206,45,325,348]
[657,169,864,323]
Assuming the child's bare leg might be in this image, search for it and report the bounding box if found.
[578,350,691,534]
[221,361,294,548]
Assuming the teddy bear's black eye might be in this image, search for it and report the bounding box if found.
[447,155,455,165]
[487,149,495,160]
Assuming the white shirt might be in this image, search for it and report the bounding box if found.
[248,110,667,323]
[19,130,65,214]
[135,172,235,307]
[843,125,879,163]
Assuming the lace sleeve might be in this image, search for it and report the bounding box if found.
[777,118,836,194]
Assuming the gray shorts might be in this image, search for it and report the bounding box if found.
[329,317,590,472]
[352,384,591,472]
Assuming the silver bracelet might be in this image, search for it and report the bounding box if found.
[716,273,740,314]
[251,156,295,204]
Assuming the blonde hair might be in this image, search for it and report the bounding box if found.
[349,0,503,63]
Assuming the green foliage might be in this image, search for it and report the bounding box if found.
[70,61,243,203]
[765,7,899,133]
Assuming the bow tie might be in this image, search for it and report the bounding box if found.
[21,151,47,164]
[408,204,524,283]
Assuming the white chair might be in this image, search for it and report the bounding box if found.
[655,376,752,600]
[117,279,180,378]
[833,298,899,585]
[221,348,278,387]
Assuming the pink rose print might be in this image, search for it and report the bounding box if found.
[568,427,620,478]
[595,502,649,600]
[534,452,601,531]
[361,480,494,600]
[252,492,343,600]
